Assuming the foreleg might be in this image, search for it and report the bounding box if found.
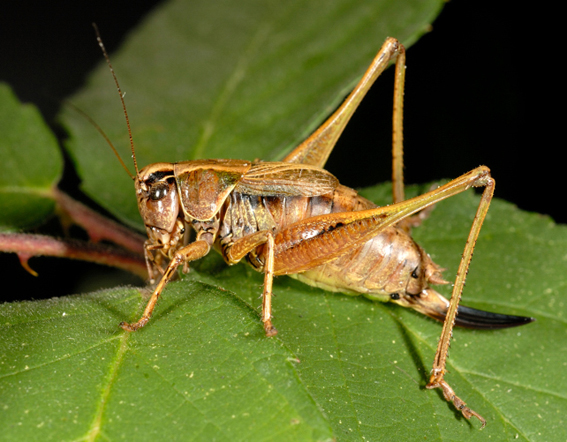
[121,240,210,331]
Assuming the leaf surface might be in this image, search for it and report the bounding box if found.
[2,184,565,441]
[0,84,62,231]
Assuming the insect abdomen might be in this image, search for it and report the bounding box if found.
[217,185,437,301]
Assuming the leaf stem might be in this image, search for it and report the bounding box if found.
[53,188,145,255]
[0,233,146,278]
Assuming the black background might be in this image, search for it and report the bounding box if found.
[0,1,560,300]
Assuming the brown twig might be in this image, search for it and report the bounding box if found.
[53,188,145,254]
[0,233,147,279]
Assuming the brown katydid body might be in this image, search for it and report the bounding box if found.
[138,159,448,323]
[95,28,533,428]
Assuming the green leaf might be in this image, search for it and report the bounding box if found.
[61,0,444,230]
[2,184,565,440]
[0,282,332,440]
[0,83,63,231]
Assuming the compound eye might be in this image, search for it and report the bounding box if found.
[149,182,170,201]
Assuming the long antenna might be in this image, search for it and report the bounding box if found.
[92,23,139,177]
[66,100,134,179]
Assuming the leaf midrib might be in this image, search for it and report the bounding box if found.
[191,23,273,159]
[86,331,130,442]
